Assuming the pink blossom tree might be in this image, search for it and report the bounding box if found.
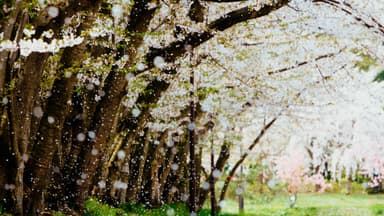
[275,151,330,207]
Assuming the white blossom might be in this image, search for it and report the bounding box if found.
[111,4,124,20]
[235,187,243,195]
[47,6,59,18]
[38,0,46,7]
[33,106,44,118]
[188,122,195,131]
[132,108,141,117]
[80,173,87,179]
[91,148,99,156]
[47,116,55,124]
[88,131,96,139]
[22,154,29,162]
[0,40,17,52]
[166,208,175,216]
[167,140,174,147]
[153,56,165,69]
[23,28,35,37]
[98,180,106,189]
[137,62,146,71]
[218,200,227,208]
[212,169,221,178]
[113,180,128,189]
[171,163,179,171]
[117,150,126,160]
[1,97,9,105]
[41,30,54,39]
[64,71,72,78]
[201,182,210,190]
[125,73,135,81]
[17,34,83,57]
[77,133,86,142]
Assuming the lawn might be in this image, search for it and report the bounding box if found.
[220,193,384,216]
[78,193,384,216]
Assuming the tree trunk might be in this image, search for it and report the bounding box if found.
[75,2,157,206]
[10,52,50,216]
[24,74,77,215]
[197,142,230,210]
[0,0,22,97]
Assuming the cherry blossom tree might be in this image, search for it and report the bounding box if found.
[0,0,384,215]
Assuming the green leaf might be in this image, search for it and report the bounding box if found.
[373,70,384,82]
[354,53,378,72]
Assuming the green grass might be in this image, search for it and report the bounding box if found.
[85,198,129,216]
[83,193,383,216]
[220,193,384,216]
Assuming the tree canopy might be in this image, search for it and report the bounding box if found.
[0,0,384,215]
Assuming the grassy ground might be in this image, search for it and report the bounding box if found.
[2,193,382,215]
[220,193,384,216]
[75,193,384,216]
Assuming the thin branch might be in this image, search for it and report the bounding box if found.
[314,63,333,94]
[267,50,342,75]
[241,42,264,46]
[314,0,384,36]
[206,54,250,88]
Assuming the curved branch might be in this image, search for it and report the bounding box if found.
[145,0,290,69]
[208,0,289,31]
[314,0,384,36]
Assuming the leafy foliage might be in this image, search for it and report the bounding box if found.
[85,198,129,216]
[354,53,378,72]
[373,70,384,82]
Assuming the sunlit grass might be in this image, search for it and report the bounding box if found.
[82,193,384,216]
[220,193,384,216]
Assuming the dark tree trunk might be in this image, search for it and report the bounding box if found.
[11,52,50,216]
[197,142,230,210]
[24,74,77,215]
[75,1,157,207]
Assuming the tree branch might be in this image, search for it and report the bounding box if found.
[314,0,384,36]
[266,50,342,75]
[208,0,289,31]
[144,0,289,69]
